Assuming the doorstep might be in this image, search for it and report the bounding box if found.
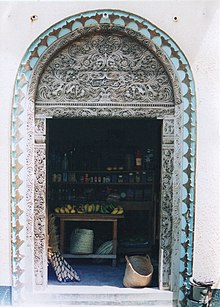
[22,285,174,306]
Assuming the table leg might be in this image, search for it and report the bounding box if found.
[112,220,117,267]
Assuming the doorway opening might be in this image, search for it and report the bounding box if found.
[47,118,162,287]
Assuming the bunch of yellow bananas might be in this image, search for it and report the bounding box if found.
[111,206,124,215]
[78,203,101,213]
[54,203,124,215]
[54,204,76,214]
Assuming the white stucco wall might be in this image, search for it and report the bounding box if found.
[0,0,219,288]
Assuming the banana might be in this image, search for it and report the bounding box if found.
[77,205,85,214]
[95,204,100,213]
[84,204,89,213]
[66,204,72,210]
[111,207,119,214]
[64,208,70,214]
[54,207,60,214]
[117,207,124,215]
[70,208,76,214]
[88,204,93,213]
[60,207,65,214]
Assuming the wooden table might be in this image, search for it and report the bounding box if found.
[55,214,124,267]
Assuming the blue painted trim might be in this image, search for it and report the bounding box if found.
[0,286,12,305]
[212,289,220,306]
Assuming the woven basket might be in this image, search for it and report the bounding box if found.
[70,228,94,254]
[123,255,153,288]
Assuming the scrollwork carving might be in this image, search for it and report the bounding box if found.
[163,119,174,135]
[160,146,174,288]
[36,32,174,105]
[35,106,174,118]
[35,118,46,135]
[34,144,46,286]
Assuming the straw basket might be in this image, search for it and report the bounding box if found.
[70,228,94,254]
[123,255,153,288]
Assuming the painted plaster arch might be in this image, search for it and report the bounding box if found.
[11,9,196,306]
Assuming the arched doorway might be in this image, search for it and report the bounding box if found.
[11,10,196,306]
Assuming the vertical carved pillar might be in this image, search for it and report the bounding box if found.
[171,104,183,292]
[34,118,47,287]
[160,117,174,289]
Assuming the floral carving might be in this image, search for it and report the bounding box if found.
[35,106,174,118]
[160,146,174,288]
[37,32,174,105]
[34,144,46,286]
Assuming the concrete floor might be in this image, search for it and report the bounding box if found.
[48,260,158,288]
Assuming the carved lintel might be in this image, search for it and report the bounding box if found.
[36,32,174,105]
[35,106,174,118]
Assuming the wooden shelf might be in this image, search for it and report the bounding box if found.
[50,170,153,174]
[63,254,116,259]
[55,213,124,220]
[56,214,123,267]
[50,182,152,186]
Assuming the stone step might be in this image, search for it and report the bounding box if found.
[22,286,174,306]
[66,306,173,307]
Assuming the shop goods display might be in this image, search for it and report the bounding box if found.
[123,255,153,288]
[95,240,113,255]
[49,251,80,283]
[54,203,124,215]
[70,228,94,254]
[48,214,80,282]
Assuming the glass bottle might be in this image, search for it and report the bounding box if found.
[135,150,142,171]
[69,150,74,171]
[62,153,69,171]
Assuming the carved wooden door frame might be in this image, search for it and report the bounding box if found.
[11,10,196,306]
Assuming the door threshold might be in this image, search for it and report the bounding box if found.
[47,284,169,294]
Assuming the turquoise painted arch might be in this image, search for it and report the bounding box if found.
[12,9,196,306]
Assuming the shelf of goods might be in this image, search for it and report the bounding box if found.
[55,214,124,267]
